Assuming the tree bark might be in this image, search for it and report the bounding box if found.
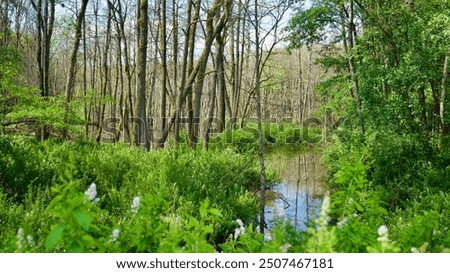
[215,25,226,134]
[441,56,449,137]
[157,0,232,147]
[65,0,89,104]
[134,0,149,148]
[254,0,268,235]
[96,2,112,142]
[346,0,365,134]
[63,0,89,138]
[160,0,168,142]
[173,0,193,144]
[31,0,55,140]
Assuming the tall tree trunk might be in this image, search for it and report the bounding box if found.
[157,0,232,147]
[96,2,112,142]
[346,0,365,134]
[0,0,8,46]
[254,0,267,235]
[441,56,449,137]
[31,0,55,141]
[160,0,168,142]
[65,0,89,103]
[216,28,226,134]
[173,0,193,144]
[186,0,201,147]
[82,8,88,139]
[116,0,133,143]
[203,70,218,150]
[134,0,149,148]
[64,0,89,138]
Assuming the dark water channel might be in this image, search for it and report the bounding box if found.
[265,152,325,231]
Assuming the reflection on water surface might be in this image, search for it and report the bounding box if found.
[265,152,325,230]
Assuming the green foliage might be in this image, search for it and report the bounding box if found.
[209,122,322,154]
[0,136,266,252]
[287,0,341,48]
[303,195,337,253]
[287,0,450,253]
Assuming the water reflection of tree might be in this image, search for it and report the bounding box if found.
[267,152,325,231]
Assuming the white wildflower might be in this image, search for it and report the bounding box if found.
[236,219,244,227]
[377,225,388,237]
[411,247,420,253]
[264,230,272,241]
[16,228,25,250]
[234,228,241,240]
[239,226,246,235]
[131,196,140,214]
[337,217,348,229]
[320,195,331,219]
[110,229,120,242]
[317,193,331,228]
[26,235,34,246]
[280,243,291,253]
[255,225,260,233]
[84,183,97,201]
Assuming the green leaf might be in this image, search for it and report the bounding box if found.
[354,201,364,212]
[46,224,65,251]
[73,209,91,231]
[202,225,214,235]
[208,208,223,218]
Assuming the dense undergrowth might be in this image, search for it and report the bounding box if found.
[0,135,269,252]
[321,129,450,253]
[1,121,449,253]
[0,122,330,253]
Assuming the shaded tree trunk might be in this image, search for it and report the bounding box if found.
[31,0,55,140]
[254,0,267,235]
[134,0,149,148]
[441,56,449,137]
[96,2,113,142]
[160,0,168,142]
[157,0,232,147]
[64,0,89,138]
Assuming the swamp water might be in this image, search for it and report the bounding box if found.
[264,152,325,231]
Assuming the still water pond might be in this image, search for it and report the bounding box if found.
[265,152,325,231]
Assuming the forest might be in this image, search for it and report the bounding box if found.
[0,0,449,253]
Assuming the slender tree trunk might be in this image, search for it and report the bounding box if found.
[216,27,226,134]
[173,0,193,144]
[203,71,218,150]
[229,10,236,128]
[31,0,55,141]
[254,0,267,235]
[65,0,89,103]
[82,9,88,139]
[346,0,365,134]
[160,0,168,141]
[186,0,201,147]
[441,56,449,137]
[156,0,232,147]
[64,0,89,138]
[96,3,112,142]
[0,0,8,46]
[116,0,133,143]
[134,0,149,148]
